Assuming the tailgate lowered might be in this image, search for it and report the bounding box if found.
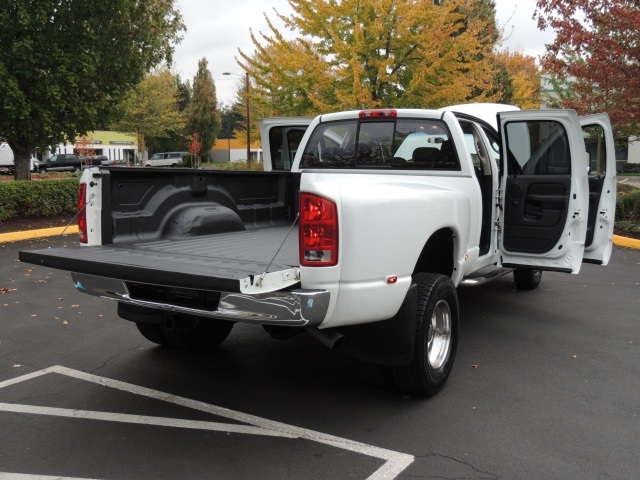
[19,227,331,327]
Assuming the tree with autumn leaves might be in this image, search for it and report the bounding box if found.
[536,0,640,137]
[238,0,530,117]
[111,67,186,165]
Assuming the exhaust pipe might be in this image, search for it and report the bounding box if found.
[307,328,344,350]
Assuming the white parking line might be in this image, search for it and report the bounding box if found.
[0,403,296,438]
[0,365,414,480]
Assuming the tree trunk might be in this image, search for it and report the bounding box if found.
[8,140,32,181]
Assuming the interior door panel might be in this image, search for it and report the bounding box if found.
[504,176,570,253]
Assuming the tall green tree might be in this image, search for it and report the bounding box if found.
[187,58,220,158]
[217,105,245,140]
[0,0,184,180]
[111,67,186,164]
[238,0,504,116]
[536,0,640,137]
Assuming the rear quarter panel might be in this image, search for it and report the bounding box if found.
[300,171,479,328]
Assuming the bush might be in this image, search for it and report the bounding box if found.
[616,187,640,222]
[0,178,79,223]
[621,163,640,174]
[180,153,197,168]
[218,161,265,171]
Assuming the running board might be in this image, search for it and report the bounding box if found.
[460,267,514,287]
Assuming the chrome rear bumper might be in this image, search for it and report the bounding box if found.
[71,273,329,327]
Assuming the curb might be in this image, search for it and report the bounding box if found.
[0,226,79,244]
[613,234,640,250]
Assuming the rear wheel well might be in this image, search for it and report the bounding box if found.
[413,228,454,277]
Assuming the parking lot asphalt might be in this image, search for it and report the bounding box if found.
[1,237,639,480]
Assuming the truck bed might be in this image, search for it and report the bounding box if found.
[20,226,299,292]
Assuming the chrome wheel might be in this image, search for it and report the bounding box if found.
[428,299,452,370]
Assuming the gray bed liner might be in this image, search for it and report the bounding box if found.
[20,226,299,292]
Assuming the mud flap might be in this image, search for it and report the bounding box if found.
[335,283,417,367]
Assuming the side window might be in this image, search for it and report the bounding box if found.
[505,121,570,175]
[49,155,58,163]
[287,128,306,166]
[582,125,606,177]
[268,127,307,170]
[269,127,284,170]
[481,126,501,162]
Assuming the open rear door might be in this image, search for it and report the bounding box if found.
[579,113,617,265]
[498,110,589,273]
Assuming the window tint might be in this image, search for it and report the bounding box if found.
[269,127,307,170]
[301,121,357,168]
[505,121,570,175]
[358,122,394,166]
[582,124,606,176]
[287,128,305,165]
[301,119,459,170]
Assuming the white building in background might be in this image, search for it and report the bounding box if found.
[49,130,138,163]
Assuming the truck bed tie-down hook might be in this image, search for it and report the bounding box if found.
[257,213,300,288]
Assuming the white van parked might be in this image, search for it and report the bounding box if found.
[144,151,187,167]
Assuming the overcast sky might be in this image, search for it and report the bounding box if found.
[172,0,555,106]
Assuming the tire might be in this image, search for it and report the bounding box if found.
[161,316,234,351]
[392,273,459,396]
[136,322,170,346]
[73,166,80,173]
[513,269,542,290]
[171,163,178,167]
[39,167,47,173]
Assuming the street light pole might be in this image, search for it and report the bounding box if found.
[223,71,251,166]
[245,72,250,166]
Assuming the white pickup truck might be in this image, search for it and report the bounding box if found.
[20,103,617,396]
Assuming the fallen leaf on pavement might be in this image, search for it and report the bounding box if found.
[471,364,479,369]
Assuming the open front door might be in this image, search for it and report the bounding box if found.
[580,114,617,265]
[259,117,313,171]
[498,110,589,273]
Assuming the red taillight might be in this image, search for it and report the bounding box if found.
[299,193,338,267]
[77,183,88,244]
[359,109,397,119]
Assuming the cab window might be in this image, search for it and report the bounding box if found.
[301,119,459,170]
